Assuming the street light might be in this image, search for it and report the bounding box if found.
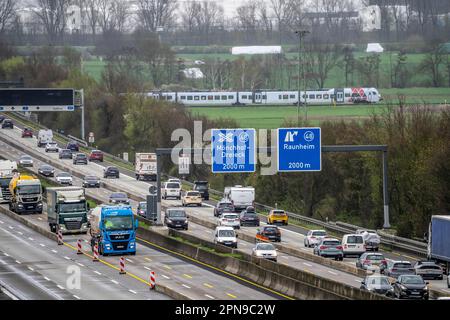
[295,30,310,125]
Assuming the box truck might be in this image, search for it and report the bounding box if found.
[135,153,157,181]
[224,185,255,212]
[37,129,53,147]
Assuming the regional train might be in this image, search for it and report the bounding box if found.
[145,87,382,106]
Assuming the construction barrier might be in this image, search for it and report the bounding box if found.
[57,229,63,245]
[77,239,83,255]
[149,271,156,290]
[119,257,126,274]
[93,244,99,262]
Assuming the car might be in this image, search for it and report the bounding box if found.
[313,237,344,261]
[304,230,327,248]
[45,142,59,153]
[213,226,237,248]
[66,141,79,152]
[88,150,104,162]
[214,200,234,217]
[447,275,450,289]
[108,192,130,205]
[356,229,381,251]
[55,172,73,185]
[1,119,13,129]
[239,206,260,226]
[193,181,209,200]
[342,234,366,257]
[392,275,429,300]
[267,209,288,225]
[136,201,147,218]
[18,155,33,167]
[21,128,33,138]
[413,261,444,280]
[59,149,72,159]
[167,178,181,184]
[252,243,278,262]
[162,181,181,200]
[182,191,202,207]
[384,260,415,279]
[164,208,188,230]
[218,212,241,229]
[37,164,55,177]
[360,275,394,296]
[82,175,100,188]
[356,252,388,273]
[103,166,120,178]
[0,115,5,123]
[256,225,281,242]
[73,153,88,165]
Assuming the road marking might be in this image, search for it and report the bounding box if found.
[0,220,3,224]
[126,258,134,263]
[73,295,81,300]
[57,285,65,290]
[354,279,362,283]
[226,293,237,299]
[328,271,338,276]
[15,260,21,264]
[0,260,6,265]
[161,275,170,279]
[39,243,46,247]
[84,240,89,243]
[28,267,34,271]
[203,283,214,288]
[77,263,85,267]
[303,262,312,267]
[17,231,23,235]
[28,237,34,241]
[94,271,102,275]
[129,290,137,294]
[183,274,193,279]
[44,277,51,281]
[64,256,70,260]
[144,266,151,271]
[163,265,172,270]
[205,294,215,299]
[182,284,191,289]
[111,280,119,285]
[4,253,9,257]
[281,256,289,259]
[37,217,43,221]
[52,250,57,253]
[144,257,152,262]
[8,226,13,229]
[204,230,212,234]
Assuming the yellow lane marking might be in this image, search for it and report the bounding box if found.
[203,283,214,288]
[62,243,151,287]
[163,265,172,270]
[144,257,152,262]
[137,236,294,300]
[227,293,237,299]
[183,274,193,279]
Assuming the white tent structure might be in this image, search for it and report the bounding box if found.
[366,43,384,53]
[231,46,283,55]
[183,68,204,79]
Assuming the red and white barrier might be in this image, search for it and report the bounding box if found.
[77,239,83,255]
[93,244,99,262]
[119,257,126,274]
[149,271,156,290]
[57,229,63,245]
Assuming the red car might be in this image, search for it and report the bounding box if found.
[22,128,33,138]
[88,150,104,162]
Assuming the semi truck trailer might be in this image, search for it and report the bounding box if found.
[0,160,17,203]
[89,205,138,256]
[8,174,43,214]
[47,187,90,234]
[427,215,450,274]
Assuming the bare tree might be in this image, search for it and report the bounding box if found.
[85,0,100,36]
[305,40,342,88]
[181,1,200,32]
[256,0,273,35]
[33,0,69,43]
[137,0,178,32]
[97,0,129,34]
[418,42,445,87]
[236,0,259,34]
[0,0,15,34]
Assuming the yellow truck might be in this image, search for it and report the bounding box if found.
[9,174,43,214]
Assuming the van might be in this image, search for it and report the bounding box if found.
[214,226,238,248]
[224,186,255,211]
[37,129,53,147]
[342,234,366,257]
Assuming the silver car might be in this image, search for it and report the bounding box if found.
[18,155,33,167]
[384,260,415,279]
[414,261,444,280]
[55,172,73,185]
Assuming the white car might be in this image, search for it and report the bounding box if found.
[218,213,240,229]
[55,172,73,185]
[356,229,381,251]
[304,229,327,248]
[162,182,181,200]
[45,142,59,153]
[18,155,33,167]
[252,243,278,262]
[342,234,366,257]
[213,226,237,248]
[182,191,202,207]
[167,178,181,184]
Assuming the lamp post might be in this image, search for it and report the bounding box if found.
[295,30,310,125]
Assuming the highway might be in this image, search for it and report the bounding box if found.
[1,122,449,298]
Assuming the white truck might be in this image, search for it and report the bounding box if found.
[135,153,157,181]
[37,129,53,147]
[0,160,17,203]
[224,185,255,212]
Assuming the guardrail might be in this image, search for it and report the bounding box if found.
[7,112,427,257]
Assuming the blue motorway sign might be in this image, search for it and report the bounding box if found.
[211,129,256,173]
[277,128,321,172]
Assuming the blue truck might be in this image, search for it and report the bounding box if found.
[89,205,138,256]
[427,215,450,284]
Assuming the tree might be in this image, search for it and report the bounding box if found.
[33,0,69,43]
[84,0,100,36]
[341,46,355,87]
[181,1,224,44]
[0,0,15,34]
[97,0,129,34]
[235,0,259,42]
[137,0,178,33]
[304,41,342,88]
[418,42,445,87]
[393,50,409,88]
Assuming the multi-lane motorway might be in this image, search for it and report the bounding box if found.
[1,120,449,299]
